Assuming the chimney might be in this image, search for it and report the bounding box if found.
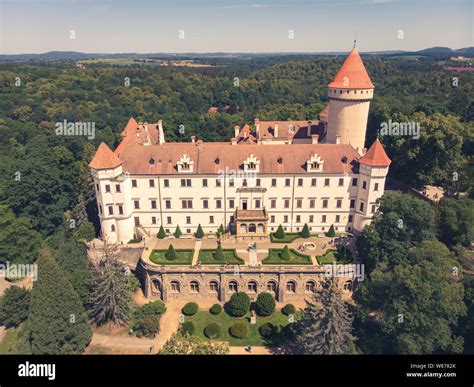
[274,124,279,138]
[311,134,319,144]
[234,125,240,138]
[191,135,196,143]
[307,121,312,137]
[196,140,203,148]
[336,135,341,144]
[158,120,165,145]
[231,137,237,145]
[254,118,260,139]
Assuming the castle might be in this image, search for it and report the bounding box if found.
[89,48,391,245]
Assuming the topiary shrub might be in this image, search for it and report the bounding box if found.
[219,224,225,235]
[204,323,221,339]
[280,245,291,261]
[182,302,199,316]
[275,225,286,239]
[180,321,195,336]
[325,224,336,237]
[226,292,250,317]
[166,244,178,260]
[281,303,296,316]
[259,322,276,339]
[195,224,204,239]
[215,244,225,261]
[301,223,310,238]
[134,315,161,338]
[229,321,248,339]
[255,292,276,317]
[210,304,222,315]
[174,225,182,238]
[157,226,166,239]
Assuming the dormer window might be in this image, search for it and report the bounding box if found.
[215,157,220,165]
[177,154,194,173]
[149,157,155,165]
[243,154,260,173]
[307,153,324,172]
[289,125,295,133]
[248,162,256,170]
[277,157,283,164]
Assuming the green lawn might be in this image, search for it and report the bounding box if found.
[184,309,294,346]
[149,249,194,265]
[317,248,354,265]
[262,248,312,265]
[198,249,244,265]
[270,233,302,243]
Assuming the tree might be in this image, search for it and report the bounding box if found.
[160,333,229,354]
[88,243,131,327]
[325,224,336,237]
[0,286,30,328]
[290,277,355,354]
[157,225,166,239]
[227,292,250,317]
[28,247,92,354]
[275,225,286,239]
[437,197,474,248]
[166,244,178,261]
[219,224,225,235]
[215,244,225,261]
[174,225,182,238]
[195,224,204,239]
[280,245,291,261]
[301,223,310,238]
[255,292,276,317]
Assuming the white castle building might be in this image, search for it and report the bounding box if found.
[90,48,391,244]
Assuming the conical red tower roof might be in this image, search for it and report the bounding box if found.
[89,142,123,170]
[328,48,374,89]
[359,139,391,167]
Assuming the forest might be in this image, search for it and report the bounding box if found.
[0,54,472,354]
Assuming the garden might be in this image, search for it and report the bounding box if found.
[180,293,298,346]
[198,248,244,265]
[149,245,194,265]
[262,246,312,265]
[317,248,354,265]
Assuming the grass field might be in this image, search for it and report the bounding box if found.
[317,248,353,265]
[149,249,194,265]
[262,248,312,265]
[198,249,244,265]
[184,309,293,346]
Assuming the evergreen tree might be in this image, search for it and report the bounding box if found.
[219,224,225,235]
[275,225,286,239]
[326,224,336,237]
[28,247,92,354]
[157,225,166,239]
[301,223,311,238]
[0,286,30,328]
[89,243,130,327]
[291,277,355,354]
[174,225,182,238]
[166,244,178,260]
[195,224,204,239]
[281,245,291,261]
[215,244,225,261]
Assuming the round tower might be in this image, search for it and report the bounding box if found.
[326,47,374,153]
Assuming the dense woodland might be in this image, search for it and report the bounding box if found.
[0,55,472,354]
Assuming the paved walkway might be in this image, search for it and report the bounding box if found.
[229,346,270,355]
[248,250,258,266]
[191,240,202,265]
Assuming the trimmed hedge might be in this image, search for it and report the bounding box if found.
[134,315,160,338]
[281,303,296,316]
[229,321,248,339]
[182,302,199,316]
[259,322,276,338]
[255,292,275,317]
[181,321,195,336]
[227,292,250,317]
[210,304,222,315]
[204,323,221,339]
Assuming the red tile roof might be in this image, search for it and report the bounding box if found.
[358,139,391,167]
[89,142,123,170]
[257,120,322,140]
[328,48,374,89]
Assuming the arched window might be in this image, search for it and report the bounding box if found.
[267,281,277,293]
[209,281,219,292]
[111,224,116,232]
[248,281,257,293]
[286,281,296,293]
[228,281,238,293]
[190,281,199,293]
[240,224,247,233]
[257,223,264,233]
[170,280,180,293]
[249,224,256,232]
[152,279,161,292]
[305,281,316,293]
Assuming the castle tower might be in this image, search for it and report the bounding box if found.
[326,47,374,153]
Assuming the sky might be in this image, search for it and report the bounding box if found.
[0,0,472,54]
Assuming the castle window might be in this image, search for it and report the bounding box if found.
[229,199,235,209]
[181,179,192,187]
[285,178,291,187]
[374,183,379,191]
[352,178,358,186]
[324,178,330,186]
[305,281,316,293]
[322,199,328,208]
[96,183,100,191]
[151,217,157,224]
[256,178,261,187]
[309,215,314,223]
[115,184,121,192]
[242,179,247,187]
[182,199,193,209]
[248,281,257,293]
[203,199,209,209]
[134,200,140,209]
[149,158,155,165]
[272,179,277,187]
[255,199,261,209]
[284,199,290,209]
[229,179,234,187]
[270,199,276,208]
[336,215,340,222]
[298,178,303,186]
[338,178,344,186]
[339,90,343,94]
[229,281,238,293]
[248,162,256,170]
[311,178,317,186]
[107,206,114,215]
[111,224,115,232]
[132,180,137,188]
[118,205,123,215]
[149,179,155,187]
[186,216,191,224]
[311,162,319,169]
[210,216,214,223]
[296,199,302,208]
[362,181,367,189]
[270,215,275,222]
[190,281,199,293]
[167,216,172,224]
[99,205,102,214]
[209,281,219,292]
[164,179,169,187]
[151,200,157,209]
[348,215,353,223]
[215,157,220,165]
[165,200,171,209]
[170,281,180,293]
[105,184,111,192]
[202,179,208,187]
[284,215,289,223]
[336,199,342,208]
[309,199,315,208]
[216,178,221,187]
[350,199,355,209]
[296,215,301,223]
[216,199,222,209]
[372,204,377,214]
[286,281,296,293]
[360,202,365,212]
[277,157,283,164]
[267,281,277,292]
[322,215,327,223]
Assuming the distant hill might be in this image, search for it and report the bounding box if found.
[0,47,472,62]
